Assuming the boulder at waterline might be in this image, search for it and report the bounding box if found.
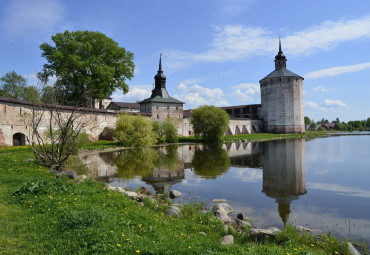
[166,205,181,218]
[169,190,182,199]
[220,235,234,245]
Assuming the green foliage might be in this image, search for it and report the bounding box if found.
[153,120,178,143]
[40,85,56,104]
[0,71,27,99]
[190,105,230,142]
[367,117,370,128]
[23,86,41,103]
[304,116,311,126]
[113,113,157,147]
[39,30,135,106]
[0,147,356,254]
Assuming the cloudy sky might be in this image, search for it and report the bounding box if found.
[0,0,369,121]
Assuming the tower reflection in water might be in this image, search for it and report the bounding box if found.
[261,139,307,225]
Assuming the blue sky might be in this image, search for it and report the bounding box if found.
[0,0,370,122]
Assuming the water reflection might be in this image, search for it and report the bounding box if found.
[79,136,370,244]
[191,145,230,179]
[261,139,307,225]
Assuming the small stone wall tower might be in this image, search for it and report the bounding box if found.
[259,39,305,133]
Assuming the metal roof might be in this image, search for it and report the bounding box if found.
[260,68,303,82]
[139,95,184,104]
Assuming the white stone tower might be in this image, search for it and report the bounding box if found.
[259,39,305,133]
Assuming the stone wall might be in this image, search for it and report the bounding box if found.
[0,99,116,146]
[260,77,305,133]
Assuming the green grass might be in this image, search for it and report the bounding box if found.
[178,131,327,144]
[0,145,356,254]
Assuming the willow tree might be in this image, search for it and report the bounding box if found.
[190,105,230,142]
[38,30,135,107]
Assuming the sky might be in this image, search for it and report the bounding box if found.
[0,0,370,122]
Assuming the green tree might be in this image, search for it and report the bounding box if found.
[23,86,41,103]
[153,120,178,143]
[190,105,230,142]
[366,118,370,129]
[41,85,56,104]
[113,113,157,147]
[0,71,27,99]
[39,30,135,106]
[304,116,311,126]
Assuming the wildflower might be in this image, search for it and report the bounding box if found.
[311,244,314,247]
[188,246,191,249]
[335,252,338,254]
[136,250,140,253]
[117,244,121,247]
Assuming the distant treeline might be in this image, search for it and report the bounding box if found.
[304,117,370,131]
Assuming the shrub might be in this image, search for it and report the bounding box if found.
[190,105,229,142]
[113,113,158,147]
[153,120,178,143]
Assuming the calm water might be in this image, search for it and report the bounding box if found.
[80,135,370,244]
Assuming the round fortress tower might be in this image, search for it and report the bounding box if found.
[259,39,305,133]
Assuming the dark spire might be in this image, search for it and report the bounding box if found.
[278,37,282,54]
[159,53,163,72]
[275,37,287,69]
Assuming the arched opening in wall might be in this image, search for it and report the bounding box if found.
[242,125,249,134]
[227,126,233,135]
[98,127,113,141]
[252,125,257,133]
[13,133,25,146]
[235,125,241,135]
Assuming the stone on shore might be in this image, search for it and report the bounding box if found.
[57,170,77,179]
[166,205,181,218]
[123,191,139,199]
[213,210,232,223]
[169,190,182,199]
[212,199,226,203]
[295,225,311,232]
[235,219,251,229]
[211,203,233,215]
[348,242,361,255]
[116,187,125,193]
[220,235,234,245]
[140,186,152,195]
[237,213,246,220]
[249,227,281,240]
[75,174,87,183]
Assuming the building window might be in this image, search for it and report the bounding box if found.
[156,106,158,109]
[176,106,178,110]
[20,108,22,114]
[4,106,6,113]
[157,115,159,119]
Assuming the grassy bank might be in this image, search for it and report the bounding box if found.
[0,146,355,254]
[178,131,327,144]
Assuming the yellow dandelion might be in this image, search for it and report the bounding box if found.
[136,250,140,253]
[311,244,315,247]
[188,246,192,249]
[335,252,338,254]
[117,244,121,247]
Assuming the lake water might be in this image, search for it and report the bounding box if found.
[80,134,370,245]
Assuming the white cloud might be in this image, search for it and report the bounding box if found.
[1,0,65,38]
[231,83,260,102]
[111,85,152,102]
[307,182,370,198]
[305,101,319,108]
[173,80,229,109]
[232,168,262,182]
[313,86,327,92]
[324,99,348,108]
[306,62,370,79]
[166,15,370,67]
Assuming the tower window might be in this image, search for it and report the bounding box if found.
[157,115,159,119]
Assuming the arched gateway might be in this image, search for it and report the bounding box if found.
[13,133,25,146]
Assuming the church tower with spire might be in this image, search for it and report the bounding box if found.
[259,39,305,133]
[139,54,184,120]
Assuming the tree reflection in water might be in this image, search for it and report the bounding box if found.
[191,144,231,179]
[113,148,159,179]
